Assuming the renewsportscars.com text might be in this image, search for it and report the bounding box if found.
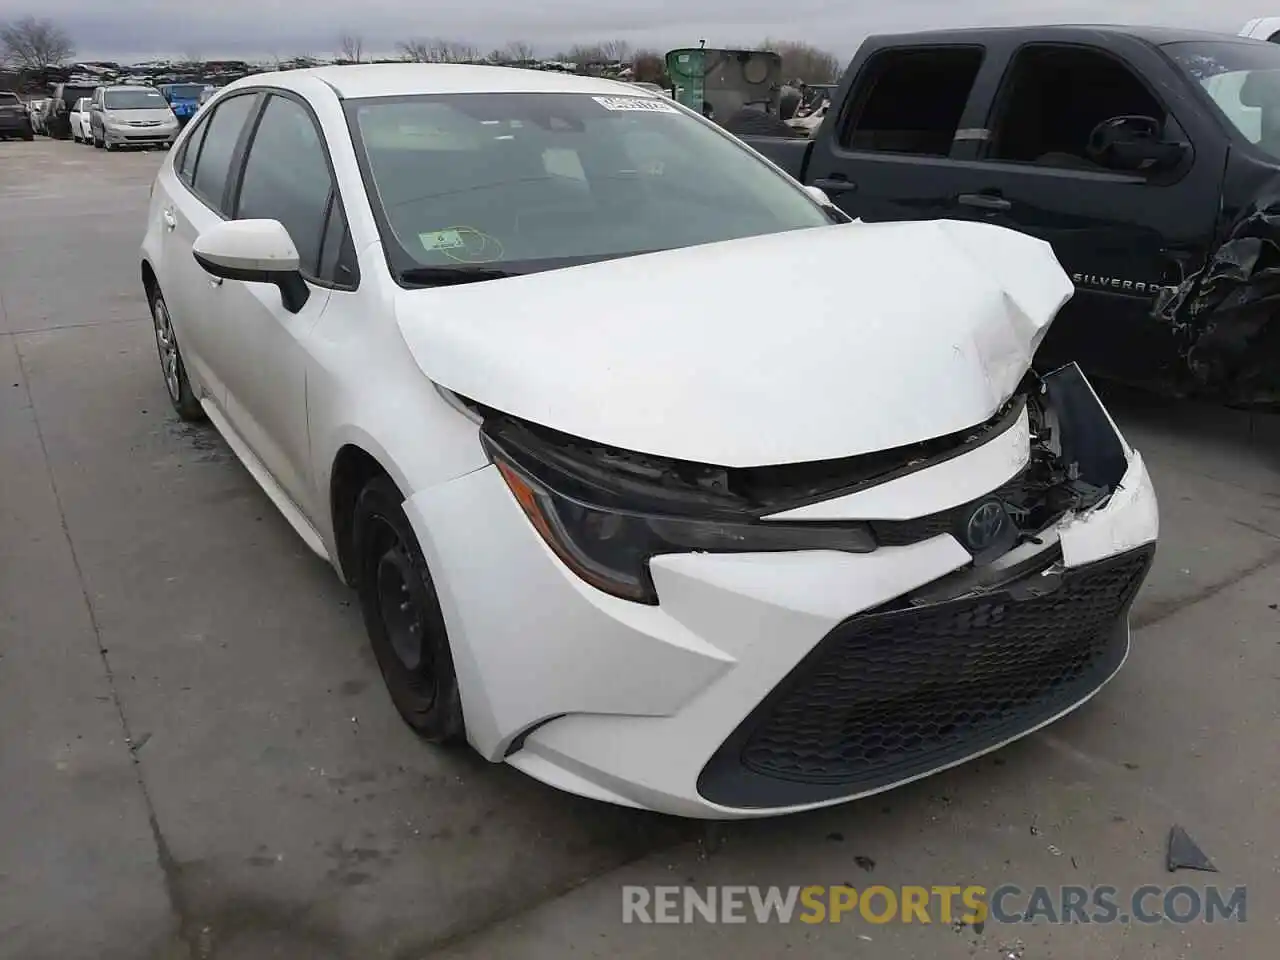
[622,884,1247,925]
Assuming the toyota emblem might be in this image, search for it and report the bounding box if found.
[963,500,1008,552]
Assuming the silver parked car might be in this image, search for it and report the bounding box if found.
[89,85,179,150]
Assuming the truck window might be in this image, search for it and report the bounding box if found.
[839,47,984,156]
[986,45,1167,173]
[1164,39,1280,159]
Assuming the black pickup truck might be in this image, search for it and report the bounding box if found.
[743,25,1280,405]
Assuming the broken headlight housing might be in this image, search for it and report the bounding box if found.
[483,428,876,604]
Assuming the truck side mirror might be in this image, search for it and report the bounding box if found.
[1087,115,1187,173]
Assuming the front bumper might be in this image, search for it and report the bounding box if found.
[104,127,176,146]
[403,372,1159,818]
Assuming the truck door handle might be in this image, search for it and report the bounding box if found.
[811,177,858,194]
[162,209,176,230]
[957,193,1011,211]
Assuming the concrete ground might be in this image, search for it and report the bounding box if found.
[0,139,1276,960]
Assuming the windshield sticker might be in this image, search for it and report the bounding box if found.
[592,96,678,114]
[419,229,467,252]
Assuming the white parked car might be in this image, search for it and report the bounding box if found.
[140,64,1159,819]
[69,97,93,143]
[1240,16,1280,40]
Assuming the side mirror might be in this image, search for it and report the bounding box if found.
[192,219,310,313]
[1087,115,1187,173]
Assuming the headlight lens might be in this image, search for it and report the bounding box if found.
[491,446,876,604]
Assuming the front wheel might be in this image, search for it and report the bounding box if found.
[353,475,465,743]
[148,286,204,422]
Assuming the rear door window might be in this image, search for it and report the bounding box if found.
[839,47,985,155]
[189,94,258,213]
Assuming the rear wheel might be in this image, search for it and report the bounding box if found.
[353,475,465,743]
[148,286,204,422]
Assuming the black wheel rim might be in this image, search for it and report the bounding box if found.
[370,517,437,699]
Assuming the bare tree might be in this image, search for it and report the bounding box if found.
[399,39,430,62]
[338,31,364,63]
[598,39,631,63]
[504,40,535,62]
[757,38,840,84]
[631,49,666,84]
[399,38,478,63]
[0,16,75,72]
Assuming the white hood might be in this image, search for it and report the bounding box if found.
[394,219,1073,467]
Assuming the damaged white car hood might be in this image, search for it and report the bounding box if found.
[394,219,1073,467]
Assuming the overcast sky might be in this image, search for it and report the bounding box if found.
[0,0,1271,63]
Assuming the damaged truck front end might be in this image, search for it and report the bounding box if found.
[1157,38,1280,406]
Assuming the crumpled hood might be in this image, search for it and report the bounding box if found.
[394,219,1073,467]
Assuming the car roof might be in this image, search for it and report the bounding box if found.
[867,23,1265,47]
[226,62,655,100]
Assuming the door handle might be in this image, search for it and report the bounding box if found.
[208,277,223,287]
[957,193,1011,211]
[162,209,176,230]
[811,177,858,194]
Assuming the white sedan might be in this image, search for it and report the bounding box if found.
[69,97,93,143]
[140,64,1158,819]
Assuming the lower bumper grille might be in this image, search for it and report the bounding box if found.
[698,545,1153,809]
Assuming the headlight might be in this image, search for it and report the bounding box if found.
[487,435,876,604]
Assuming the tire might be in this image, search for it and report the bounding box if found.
[104,139,115,152]
[148,286,205,422]
[23,130,33,142]
[352,475,465,743]
[93,133,103,149]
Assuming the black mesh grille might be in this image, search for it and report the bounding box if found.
[698,546,1152,807]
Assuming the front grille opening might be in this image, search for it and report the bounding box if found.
[697,545,1153,808]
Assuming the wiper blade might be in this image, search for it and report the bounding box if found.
[399,266,521,287]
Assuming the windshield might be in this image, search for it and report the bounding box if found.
[1165,40,1280,158]
[350,92,829,281]
[162,84,204,100]
[105,89,167,110]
